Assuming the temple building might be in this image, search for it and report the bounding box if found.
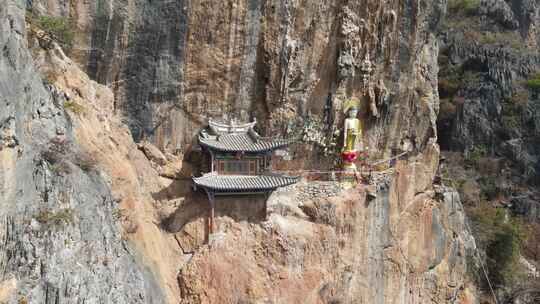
[193,119,298,234]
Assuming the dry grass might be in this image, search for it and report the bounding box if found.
[64,101,86,115]
[72,151,98,172]
[36,208,74,226]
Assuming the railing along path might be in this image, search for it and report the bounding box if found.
[273,151,409,181]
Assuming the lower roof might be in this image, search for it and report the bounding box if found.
[193,173,299,192]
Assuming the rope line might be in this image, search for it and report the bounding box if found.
[449,182,499,304]
[463,216,499,304]
[274,151,409,175]
[370,151,409,166]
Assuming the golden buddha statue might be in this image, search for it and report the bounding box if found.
[342,99,362,171]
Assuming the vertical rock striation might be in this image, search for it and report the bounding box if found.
[177,147,477,303]
[0,1,164,302]
[28,0,445,161]
[439,0,540,183]
[0,0,483,303]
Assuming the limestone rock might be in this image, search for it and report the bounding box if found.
[175,175,476,304]
[0,0,486,303]
[138,141,168,166]
[441,0,540,183]
[0,2,168,302]
[480,0,520,29]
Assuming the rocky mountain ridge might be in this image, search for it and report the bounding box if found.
[0,0,520,303]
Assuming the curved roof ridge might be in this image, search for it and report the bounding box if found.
[208,119,256,134]
[192,173,299,191]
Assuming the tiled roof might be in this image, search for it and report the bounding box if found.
[198,119,293,152]
[193,173,299,192]
[199,134,290,153]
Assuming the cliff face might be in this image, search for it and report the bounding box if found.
[439,0,540,184]
[0,1,164,303]
[28,0,443,161]
[177,148,477,304]
[0,0,480,303]
[437,1,540,302]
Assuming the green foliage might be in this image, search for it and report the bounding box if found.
[112,209,127,221]
[456,178,467,190]
[465,145,487,167]
[508,88,529,106]
[477,32,524,50]
[438,52,485,122]
[526,73,540,91]
[36,208,74,226]
[438,61,463,99]
[487,220,526,286]
[50,161,72,175]
[469,203,526,287]
[501,95,524,130]
[461,70,481,84]
[448,0,480,15]
[501,114,521,130]
[438,78,461,98]
[439,98,457,121]
[64,101,86,115]
[437,58,482,122]
[478,175,498,200]
[36,15,74,51]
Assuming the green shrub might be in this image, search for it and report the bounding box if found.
[438,78,461,98]
[462,70,481,85]
[36,15,74,51]
[509,88,529,106]
[448,0,480,15]
[477,32,524,50]
[468,203,526,287]
[501,97,523,130]
[478,176,498,200]
[438,62,482,102]
[465,145,487,167]
[487,220,526,286]
[50,161,72,175]
[36,208,74,226]
[501,114,520,130]
[526,73,540,91]
[64,101,86,115]
[439,98,457,121]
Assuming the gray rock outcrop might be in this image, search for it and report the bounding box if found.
[0,1,164,303]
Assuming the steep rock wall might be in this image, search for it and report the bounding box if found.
[438,0,540,183]
[176,146,477,303]
[28,0,444,164]
[0,1,164,303]
[0,0,482,303]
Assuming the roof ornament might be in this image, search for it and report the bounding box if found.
[200,129,209,139]
[199,119,292,152]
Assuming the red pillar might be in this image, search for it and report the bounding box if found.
[206,190,215,236]
[209,199,215,234]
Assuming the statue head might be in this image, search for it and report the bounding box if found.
[343,98,360,116]
[347,107,358,118]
